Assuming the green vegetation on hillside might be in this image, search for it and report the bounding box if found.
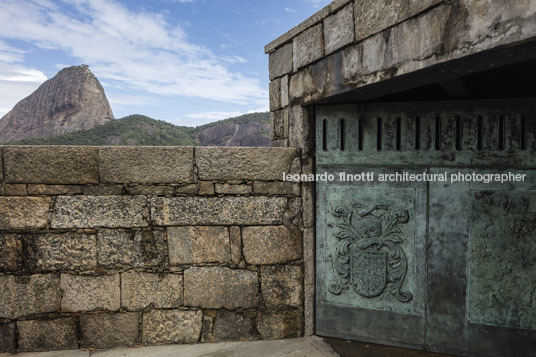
[9,112,270,146]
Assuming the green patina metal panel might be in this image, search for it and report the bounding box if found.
[469,191,536,330]
[315,101,536,356]
[324,186,416,314]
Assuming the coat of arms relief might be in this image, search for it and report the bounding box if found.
[327,202,413,303]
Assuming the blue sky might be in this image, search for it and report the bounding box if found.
[0,0,330,126]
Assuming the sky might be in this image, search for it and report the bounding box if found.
[0,0,330,127]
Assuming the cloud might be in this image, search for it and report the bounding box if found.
[0,63,47,118]
[284,7,296,13]
[0,0,267,107]
[185,111,244,121]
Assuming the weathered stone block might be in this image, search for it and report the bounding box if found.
[126,185,174,196]
[184,267,259,309]
[196,147,296,180]
[324,3,354,55]
[293,24,324,70]
[253,181,300,196]
[354,0,408,41]
[81,313,139,349]
[389,5,449,66]
[242,226,302,265]
[269,42,293,80]
[288,105,315,155]
[280,75,289,107]
[51,196,149,228]
[142,310,202,345]
[198,181,215,195]
[0,197,50,230]
[121,272,183,310]
[302,182,315,228]
[0,274,60,319]
[60,273,120,312]
[99,147,194,184]
[175,184,198,195]
[83,184,123,195]
[0,234,22,271]
[26,232,97,271]
[229,226,242,265]
[151,197,287,226]
[256,310,303,339]
[4,184,27,195]
[341,44,362,83]
[212,310,256,342]
[269,78,281,111]
[97,229,167,269]
[270,109,288,141]
[361,33,388,74]
[4,146,98,184]
[17,318,78,352]
[0,323,15,352]
[215,183,252,194]
[167,226,230,265]
[27,184,83,195]
[261,265,303,308]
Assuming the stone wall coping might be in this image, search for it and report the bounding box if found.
[264,0,352,54]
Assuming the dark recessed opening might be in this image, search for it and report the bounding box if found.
[365,57,536,103]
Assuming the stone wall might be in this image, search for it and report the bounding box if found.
[267,0,536,151]
[0,146,305,353]
[266,0,536,335]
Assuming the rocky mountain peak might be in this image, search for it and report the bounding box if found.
[0,65,114,143]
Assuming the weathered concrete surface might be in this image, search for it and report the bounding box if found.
[261,265,303,308]
[60,274,120,312]
[142,310,202,345]
[324,3,354,55]
[151,197,287,226]
[293,24,324,70]
[25,232,97,271]
[242,226,302,265]
[80,313,139,349]
[97,229,167,269]
[196,147,296,180]
[0,197,50,230]
[167,226,230,264]
[184,267,259,309]
[3,146,98,184]
[51,196,149,228]
[17,318,78,352]
[87,337,338,357]
[0,234,22,271]
[99,147,194,184]
[0,274,60,319]
[121,272,183,310]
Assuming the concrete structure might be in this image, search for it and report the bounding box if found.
[267,0,536,356]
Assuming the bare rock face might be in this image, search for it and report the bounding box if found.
[0,65,114,142]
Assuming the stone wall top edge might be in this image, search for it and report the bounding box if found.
[264,0,353,54]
